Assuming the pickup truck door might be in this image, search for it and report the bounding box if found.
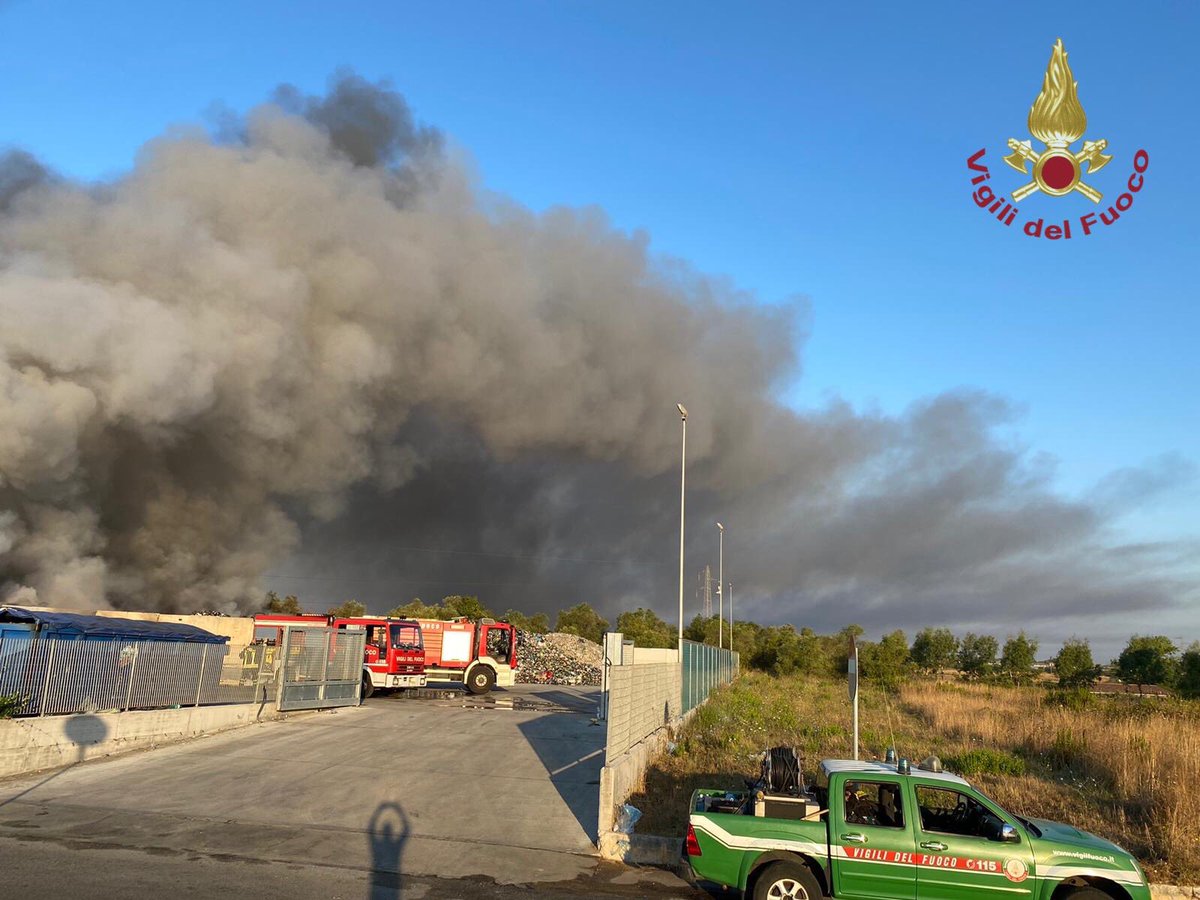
[830,777,917,900]
[910,782,1036,900]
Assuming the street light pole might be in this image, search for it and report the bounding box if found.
[677,403,688,660]
[716,522,724,650]
[728,581,733,654]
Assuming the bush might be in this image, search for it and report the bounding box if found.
[944,748,1026,777]
[1049,728,1087,769]
[0,693,23,719]
[1046,687,1094,711]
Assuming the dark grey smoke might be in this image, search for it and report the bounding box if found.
[0,150,48,210]
[0,73,1193,654]
[273,70,442,168]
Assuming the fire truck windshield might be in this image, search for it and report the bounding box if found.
[390,624,421,650]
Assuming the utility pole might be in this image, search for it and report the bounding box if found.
[676,403,688,659]
[716,523,724,650]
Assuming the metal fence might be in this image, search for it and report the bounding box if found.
[0,632,276,717]
[277,625,365,711]
[681,639,739,713]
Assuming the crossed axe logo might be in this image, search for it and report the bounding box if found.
[1003,39,1112,204]
[1003,137,1112,203]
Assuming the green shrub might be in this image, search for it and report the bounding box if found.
[1049,728,1087,769]
[945,748,1026,777]
[0,693,23,719]
[1046,687,1094,711]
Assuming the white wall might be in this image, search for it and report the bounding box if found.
[0,702,275,779]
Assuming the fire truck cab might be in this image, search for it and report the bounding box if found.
[339,617,426,697]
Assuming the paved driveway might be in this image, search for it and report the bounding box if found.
[0,685,611,886]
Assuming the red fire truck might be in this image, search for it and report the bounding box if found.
[414,617,517,694]
[254,614,426,698]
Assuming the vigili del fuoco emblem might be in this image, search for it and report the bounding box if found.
[966,38,1148,240]
[1003,38,1110,203]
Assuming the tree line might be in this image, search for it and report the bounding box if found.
[261,592,1199,698]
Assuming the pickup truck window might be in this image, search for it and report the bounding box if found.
[842,780,904,828]
[916,785,1005,840]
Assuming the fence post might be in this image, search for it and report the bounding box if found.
[318,629,331,702]
[256,643,270,704]
[193,644,208,707]
[38,638,56,717]
[276,628,291,709]
[123,643,140,711]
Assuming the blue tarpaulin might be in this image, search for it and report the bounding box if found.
[0,607,228,644]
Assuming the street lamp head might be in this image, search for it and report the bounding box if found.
[716,522,724,531]
[676,403,688,420]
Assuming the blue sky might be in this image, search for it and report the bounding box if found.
[2,0,1196,549]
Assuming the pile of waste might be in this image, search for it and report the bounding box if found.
[515,631,603,685]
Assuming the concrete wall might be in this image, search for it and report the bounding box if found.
[631,647,677,665]
[604,662,681,764]
[597,644,737,860]
[597,660,686,857]
[0,701,275,779]
[597,702,696,845]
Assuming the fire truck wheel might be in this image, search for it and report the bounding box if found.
[361,673,374,700]
[466,666,496,695]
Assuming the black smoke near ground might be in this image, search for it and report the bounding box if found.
[0,73,1193,648]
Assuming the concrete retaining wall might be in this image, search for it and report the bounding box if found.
[604,662,681,763]
[0,701,275,779]
[631,647,677,665]
[597,702,698,853]
[597,661,685,847]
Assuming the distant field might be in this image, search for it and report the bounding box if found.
[627,672,1200,884]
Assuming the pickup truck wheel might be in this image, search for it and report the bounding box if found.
[752,861,823,900]
[1057,889,1110,900]
[466,666,496,695]
[361,674,374,700]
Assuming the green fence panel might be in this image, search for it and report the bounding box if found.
[681,639,739,713]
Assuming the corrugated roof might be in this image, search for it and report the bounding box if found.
[0,607,228,644]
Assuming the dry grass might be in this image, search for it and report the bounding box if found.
[900,680,1200,884]
[626,673,1200,884]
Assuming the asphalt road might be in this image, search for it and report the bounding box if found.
[0,835,707,899]
[0,685,708,899]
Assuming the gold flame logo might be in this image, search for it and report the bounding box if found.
[1028,39,1086,146]
[1003,39,1111,203]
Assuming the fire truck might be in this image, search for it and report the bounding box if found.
[414,617,517,694]
[254,614,426,698]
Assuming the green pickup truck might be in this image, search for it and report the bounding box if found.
[686,757,1149,900]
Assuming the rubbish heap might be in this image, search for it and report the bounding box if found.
[516,631,603,686]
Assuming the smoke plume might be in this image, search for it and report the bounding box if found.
[0,73,1193,648]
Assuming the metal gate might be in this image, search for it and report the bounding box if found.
[278,625,365,711]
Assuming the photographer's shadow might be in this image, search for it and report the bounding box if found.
[367,802,410,900]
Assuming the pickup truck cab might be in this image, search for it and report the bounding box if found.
[687,758,1149,900]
